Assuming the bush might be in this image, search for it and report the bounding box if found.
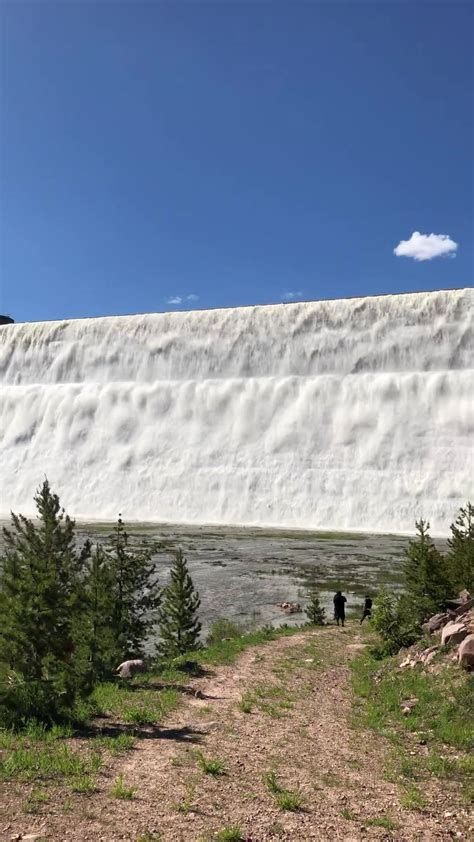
[403,519,450,620]
[447,502,474,593]
[370,589,422,657]
[305,589,326,625]
[206,618,244,646]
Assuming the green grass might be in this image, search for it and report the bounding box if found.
[341,807,356,820]
[366,815,396,830]
[195,752,226,776]
[94,733,135,754]
[275,790,303,811]
[0,744,102,783]
[70,775,97,793]
[264,770,304,811]
[193,624,303,667]
[90,683,180,725]
[136,832,162,841]
[110,775,135,799]
[238,697,252,714]
[174,781,196,814]
[244,684,295,719]
[351,650,474,801]
[399,784,427,810]
[264,770,283,794]
[214,825,244,841]
[24,788,50,813]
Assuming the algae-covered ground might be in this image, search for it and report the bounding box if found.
[74,521,444,633]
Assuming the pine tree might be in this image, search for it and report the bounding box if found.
[98,516,161,662]
[157,549,201,658]
[0,480,91,724]
[447,502,474,594]
[305,588,326,625]
[403,518,450,619]
[80,544,118,683]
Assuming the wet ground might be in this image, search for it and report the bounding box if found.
[73,521,432,634]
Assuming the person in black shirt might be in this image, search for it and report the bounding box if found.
[360,596,373,624]
[333,591,347,627]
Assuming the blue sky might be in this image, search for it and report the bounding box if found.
[1,1,472,322]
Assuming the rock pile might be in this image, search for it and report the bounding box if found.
[400,591,473,672]
[276,601,302,614]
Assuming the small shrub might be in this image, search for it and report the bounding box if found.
[96,733,135,754]
[175,782,196,814]
[366,815,396,830]
[305,589,326,625]
[122,707,156,726]
[24,788,49,813]
[370,589,422,657]
[264,770,303,811]
[206,618,244,646]
[70,775,96,793]
[400,785,427,810]
[275,790,303,811]
[264,770,283,793]
[215,825,244,841]
[196,752,225,776]
[238,697,252,714]
[110,775,135,799]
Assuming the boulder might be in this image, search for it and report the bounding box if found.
[422,613,449,634]
[419,644,439,663]
[454,597,474,618]
[441,622,468,647]
[116,659,145,678]
[276,602,302,614]
[457,634,474,670]
[424,650,439,666]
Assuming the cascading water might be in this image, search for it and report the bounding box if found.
[0,288,472,534]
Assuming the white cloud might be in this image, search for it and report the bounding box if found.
[393,231,458,262]
[165,294,199,306]
[281,290,303,301]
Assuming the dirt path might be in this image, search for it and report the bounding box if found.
[3,625,469,841]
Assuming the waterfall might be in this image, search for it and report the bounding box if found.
[1,288,472,534]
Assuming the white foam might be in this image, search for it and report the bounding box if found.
[1,288,472,534]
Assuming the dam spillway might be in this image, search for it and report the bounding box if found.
[0,288,472,534]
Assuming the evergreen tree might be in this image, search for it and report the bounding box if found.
[305,588,326,625]
[403,518,450,619]
[80,544,118,683]
[98,516,161,662]
[447,502,474,593]
[0,480,91,724]
[157,549,201,658]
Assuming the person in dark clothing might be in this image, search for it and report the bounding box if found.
[333,591,347,626]
[360,596,373,624]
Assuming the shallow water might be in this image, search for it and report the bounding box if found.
[73,522,429,635]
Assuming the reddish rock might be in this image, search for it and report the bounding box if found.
[457,633,474,670]
[423,612,449,633]
[441,621,468,647]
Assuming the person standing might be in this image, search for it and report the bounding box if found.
[333,590,347,627]
[360,596,373,624]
